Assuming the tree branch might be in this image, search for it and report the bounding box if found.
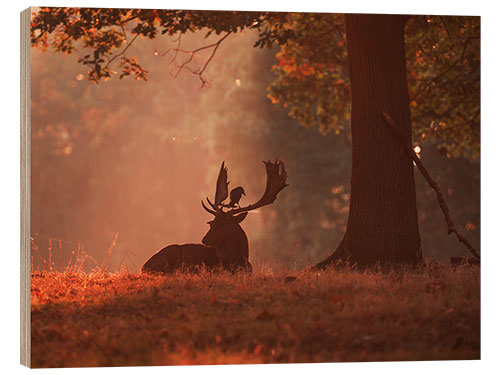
[160,32,232,88]
[381,109,480,260]
[105,33,139,70]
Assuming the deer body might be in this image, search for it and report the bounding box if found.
[141,160,287,274]
[142,213,252,273]
[141,244,219,273]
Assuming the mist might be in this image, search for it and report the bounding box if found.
[30,28,479,272]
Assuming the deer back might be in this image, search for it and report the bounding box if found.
[141,244,219,274]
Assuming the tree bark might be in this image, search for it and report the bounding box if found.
[315,14,422,268]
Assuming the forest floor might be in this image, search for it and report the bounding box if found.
[30,263,480,368]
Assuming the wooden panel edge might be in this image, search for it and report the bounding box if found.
[20,6,31,368]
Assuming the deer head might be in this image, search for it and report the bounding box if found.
[201,160,288,271]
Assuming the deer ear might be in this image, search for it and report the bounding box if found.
[233,212,248,223]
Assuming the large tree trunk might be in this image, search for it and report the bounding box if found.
[316,14,422,268]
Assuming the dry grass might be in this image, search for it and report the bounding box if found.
[30,263,480,368]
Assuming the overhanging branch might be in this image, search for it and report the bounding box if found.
[157,31,232,88]
[105,33,139,70]
[381,109,480,260]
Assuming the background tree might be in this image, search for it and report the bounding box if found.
[267,14,480,158]
[315,14,422,267]
[30,8,480,268]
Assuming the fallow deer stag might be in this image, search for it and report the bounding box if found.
[141,160,288,274]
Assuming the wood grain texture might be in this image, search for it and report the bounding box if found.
[20,7,31,368]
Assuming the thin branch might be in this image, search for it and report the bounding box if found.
[105,32,139,69]
[119,22,128,43]
[163,32,232,88]
[196,32,230,84]
[439,16,452,40]
[381,109,480,260]
[166,33,182,64]
[120,14,140,24]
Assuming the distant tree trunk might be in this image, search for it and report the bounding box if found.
[315,14,422,268]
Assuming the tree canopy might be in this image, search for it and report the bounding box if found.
[31,8,479,158]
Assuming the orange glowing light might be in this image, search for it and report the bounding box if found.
[465,222,475,231]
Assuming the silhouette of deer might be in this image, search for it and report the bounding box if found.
[141,160,288,274]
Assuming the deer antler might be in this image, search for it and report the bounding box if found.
[215,161,229,206]
[227,159,288,216]
[201,199,217,215]
[202,161,229,216]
